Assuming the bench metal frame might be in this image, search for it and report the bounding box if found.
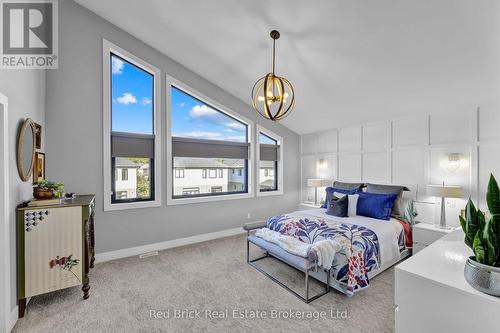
[246,234,331,303]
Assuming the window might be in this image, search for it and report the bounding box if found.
[182,187,200,195]
[175,169,184,178]
[257,128,283,195]
[110,54,154,203]
[211,186,223,193]
[116,191,127,199]
[103,40,161,210]
[168,79,253,203]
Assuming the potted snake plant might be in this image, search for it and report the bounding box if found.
[460,174,500,296]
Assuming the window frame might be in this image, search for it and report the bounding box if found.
[103,39,162,211]
[256,125,284,196]
[166,76,254,205]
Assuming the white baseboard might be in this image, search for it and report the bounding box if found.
[95,227,245,264]
[7,306,17,332]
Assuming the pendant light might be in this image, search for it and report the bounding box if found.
[252,30,295,121]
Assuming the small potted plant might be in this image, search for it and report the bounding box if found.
[460,174,500,296]
[33,180,64,200]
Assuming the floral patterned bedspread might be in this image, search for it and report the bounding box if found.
[266,212,408,295]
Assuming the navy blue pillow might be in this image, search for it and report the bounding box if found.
[356,192,398,220]
[321,187,358,208]
[325,192,349,217]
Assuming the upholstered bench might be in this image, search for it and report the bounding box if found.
[243,221,331,303]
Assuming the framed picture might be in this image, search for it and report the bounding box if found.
[33,123,42,149]
[34,152,45,183]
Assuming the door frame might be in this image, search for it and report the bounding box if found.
[0,92,11,332]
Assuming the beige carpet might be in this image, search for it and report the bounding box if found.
[13,234,396,333]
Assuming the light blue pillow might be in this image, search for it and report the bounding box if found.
[356,192,398,220]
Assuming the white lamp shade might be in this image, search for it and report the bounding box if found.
[426,185,464,198]
[307,179,331,187]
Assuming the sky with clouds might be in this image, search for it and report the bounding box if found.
[171,87,247,142]
[111,54,248,142]
[111,55,153,134]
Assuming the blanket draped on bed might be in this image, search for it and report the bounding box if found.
[255,228,341,269]
[265,214,381,295]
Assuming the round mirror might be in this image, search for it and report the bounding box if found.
[17,118,36,182]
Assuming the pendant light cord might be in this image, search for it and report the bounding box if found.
[272,38,276,75]
[271,37,277,96]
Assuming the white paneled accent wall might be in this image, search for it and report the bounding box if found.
[300,108,499,226]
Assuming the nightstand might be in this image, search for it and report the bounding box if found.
[412,222,458,254]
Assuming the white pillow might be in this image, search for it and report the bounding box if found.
[334,192,359,217]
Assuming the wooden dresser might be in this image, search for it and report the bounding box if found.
[16,195,95,318]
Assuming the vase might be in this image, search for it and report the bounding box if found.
[464,256,500,297]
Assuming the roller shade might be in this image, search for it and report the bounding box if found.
[111,132,154,158]
[260,144,280,161]
[172,137,249,159]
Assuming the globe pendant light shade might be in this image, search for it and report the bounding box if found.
[252,30,295,121]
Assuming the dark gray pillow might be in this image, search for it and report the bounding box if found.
[333,181,365,191]
[325,193,348,217]
[365,183,409,217]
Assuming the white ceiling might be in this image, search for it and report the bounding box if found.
[76,0,500,134]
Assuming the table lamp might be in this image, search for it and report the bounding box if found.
[426,184,464,229]
[307,179,331,206]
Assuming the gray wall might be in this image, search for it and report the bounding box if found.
[46,0,300,254]
[0,71,46,314]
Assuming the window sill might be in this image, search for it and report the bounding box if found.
[167,192,253,206]
[257,189,283,197]
[104,199,162,211]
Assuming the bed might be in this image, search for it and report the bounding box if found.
[245,208,412,302]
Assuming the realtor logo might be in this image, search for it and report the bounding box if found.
[1,0,58,69]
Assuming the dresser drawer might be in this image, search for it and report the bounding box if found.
[413,226,446,246]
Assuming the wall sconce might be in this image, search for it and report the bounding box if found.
[440,153,462,173]
[317,158,326,168]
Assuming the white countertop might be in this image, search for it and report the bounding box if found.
[396,229,500,305]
